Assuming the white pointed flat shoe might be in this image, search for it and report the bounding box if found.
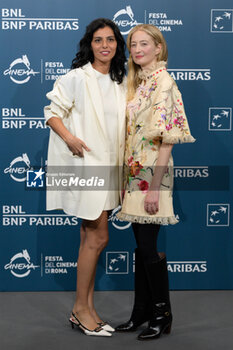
[69,312,112,337]
[98,321,115,332]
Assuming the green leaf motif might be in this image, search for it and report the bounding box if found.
[128,176,133,185]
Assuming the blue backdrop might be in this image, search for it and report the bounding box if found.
[1,0,232,291]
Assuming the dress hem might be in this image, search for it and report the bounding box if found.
[117,212,179,225]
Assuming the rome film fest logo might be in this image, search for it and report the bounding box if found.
[3,55,39,84]
[4,249,40,278]
[113,5,141,35]
[43,255,77,275]
[108,206,131,230]
[4,153,31,182]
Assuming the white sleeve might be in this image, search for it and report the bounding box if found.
[44,71,75,122]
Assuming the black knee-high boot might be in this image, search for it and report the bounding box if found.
[138,253,172,340]
[115,249,152,332]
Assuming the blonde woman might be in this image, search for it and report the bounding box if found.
[116,25,195,340]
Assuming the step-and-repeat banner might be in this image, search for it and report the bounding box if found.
[0,0,232,291]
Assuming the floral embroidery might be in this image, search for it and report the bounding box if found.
[123,65,193,201]
[119,62,194,224]
[154,104,190,134]
[139,74,158,100]
[149,139,157,146]
[137,180,149,193]
[129,161,143,177]
[148,138,158,151]
[128,156,134,166]
[166,124,172,130]
[127,156,146,186]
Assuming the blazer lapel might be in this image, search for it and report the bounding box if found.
[84,63,108,139]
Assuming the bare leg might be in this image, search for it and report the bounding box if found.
[72,211,109,330]
[77,223,103,323]
[88,265,103,323]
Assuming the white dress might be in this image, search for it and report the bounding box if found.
[94,69,119,210]
[44,62,126,220]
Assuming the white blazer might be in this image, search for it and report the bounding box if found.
[44,62,126,220]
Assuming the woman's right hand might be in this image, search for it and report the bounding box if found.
[144,190,160,215]
[65,134,91,157]
[47,117,91,157]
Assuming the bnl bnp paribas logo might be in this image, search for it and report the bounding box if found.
[3,55,39,84]
[113,5,141,35]
[106,252,129,274]
[208,108,232,131]
[207,204,230,227]
[4,249,40,278]
[1,8,79,31]
[211,10,233,33]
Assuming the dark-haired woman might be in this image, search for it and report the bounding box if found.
[44,18,126,337]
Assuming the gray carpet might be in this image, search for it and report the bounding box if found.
[0,291,233,350]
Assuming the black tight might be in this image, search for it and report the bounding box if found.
[132,223,160,264]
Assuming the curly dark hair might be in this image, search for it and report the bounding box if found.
[71,18,126,84]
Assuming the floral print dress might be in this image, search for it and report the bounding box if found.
[117,61,195,225]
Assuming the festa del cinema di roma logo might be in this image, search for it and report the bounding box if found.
[4,153,31,182]
[108,205,131,230]
[113,5,141,35]
[3,54,39,84]
[4,249,40,278]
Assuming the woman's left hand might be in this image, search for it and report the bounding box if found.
[144,190,160,215]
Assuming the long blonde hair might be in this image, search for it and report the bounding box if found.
[127,24,168,101]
